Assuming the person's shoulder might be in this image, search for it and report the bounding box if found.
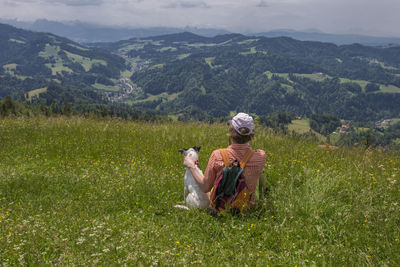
[211,148,223,154]
[210,149,224,158]
[253,149,266,161]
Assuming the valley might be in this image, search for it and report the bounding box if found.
[1,23,400,123]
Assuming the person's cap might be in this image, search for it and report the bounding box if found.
[229,112,254,135]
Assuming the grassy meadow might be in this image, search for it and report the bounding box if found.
[0,117,399,265]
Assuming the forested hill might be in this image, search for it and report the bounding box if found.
[2,23,400,121]
[0,23,126,101]
[102,32,400,121]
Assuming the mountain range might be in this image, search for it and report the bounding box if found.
[1,22,400,121]
[2,19,400,46]
[0,19,230,43]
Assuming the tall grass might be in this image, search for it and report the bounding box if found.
[0,117,399,265]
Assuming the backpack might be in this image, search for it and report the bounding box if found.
[209,148,255,214]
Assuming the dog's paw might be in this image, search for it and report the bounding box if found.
[173,204,190,210]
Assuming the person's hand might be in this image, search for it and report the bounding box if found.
[183,154,196,168]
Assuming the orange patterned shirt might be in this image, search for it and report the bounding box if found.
[203,144,266,196]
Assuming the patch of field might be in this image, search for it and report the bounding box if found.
[276,73,290,78]
[204,57,215,68]
[218,39,234,46]
[262,71,400,94]
[64,51,107,72]
[263,71,273,79]
[13,75,29,80]
[40,45,70,75]
[118,44,145,55]
[391,118,400,125]
[288,119,311,134]
[130,92,181,104]
[167,114,179,121]
[177,53,190,60]
[149,64,164,70]
[2,64,29,79]
[2,64,18,75]
[26,87,47,101]
[354,127,370,133]
[289,119,327,141]
[339,78,369,90]
[45,63,73,76]
[240,47,257,55]
[8,38,26,44]
[380,84,400,93]
[200,85,206,95]
[264,72,331,82]
[158,47,177,52]
[68,43,90,51]
[338,78,400,93]
[237,39,259,45]
[39,44,60,58]
[39,45,78,75]
[3,63,17,70]
[187,42,217,48]
[368,58,398,71]
[120,70,134,79]
[263,71,289,79]
[297,73,331,82]
[263,73,400,94]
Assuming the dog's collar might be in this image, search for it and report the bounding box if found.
[194,161,199,165]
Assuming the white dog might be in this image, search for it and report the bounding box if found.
[175,146,209,209]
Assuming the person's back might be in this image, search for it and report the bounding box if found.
[204,143,265,200]
[183,113,266,207]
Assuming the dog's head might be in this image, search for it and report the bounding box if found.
[178,146,201,161]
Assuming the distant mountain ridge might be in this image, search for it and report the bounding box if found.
[255,29,400,46]
[1,19,400,46]
[0,19,230,43]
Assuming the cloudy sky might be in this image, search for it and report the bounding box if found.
[1,0,399,37]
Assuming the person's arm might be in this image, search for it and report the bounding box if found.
[183,155,210,193]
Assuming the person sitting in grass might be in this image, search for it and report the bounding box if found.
[183,112,266,208]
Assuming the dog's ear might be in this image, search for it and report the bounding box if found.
[178,148,186,154]
[193,146,201,152]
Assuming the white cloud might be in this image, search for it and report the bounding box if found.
[9,0,105,6]
[57,0,104,6]
[256,0,269,8]
[0,0,399,36]
[163,1,210,9]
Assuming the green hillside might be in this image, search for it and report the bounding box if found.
[109,33,400,121]
[0,23,126,100]
[2,25,400,121]
[1,117,399,265]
